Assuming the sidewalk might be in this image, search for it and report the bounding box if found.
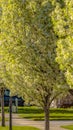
[1,114,73,130]
[9,114,73,130]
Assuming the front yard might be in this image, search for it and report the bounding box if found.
[0,126,40,130]
[62,125,73,130]
[0,106,73,121]
[18,106,73,121]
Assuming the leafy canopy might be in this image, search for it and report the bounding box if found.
[52,0,73,87]
[0,0,69,104]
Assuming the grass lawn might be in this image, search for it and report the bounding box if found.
[0,106,73,121]
[62,125,73,130]
[0,107,9,113]
[0,126,40,130]
[18,106,73,121]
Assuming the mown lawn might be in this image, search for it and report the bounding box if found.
[0,126,40,130]
[0,106,73,121]
[0,107,9,113]
[62,125,73,130]
[0,117,8,121]
[18,106,73,121]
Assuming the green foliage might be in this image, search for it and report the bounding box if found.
[52,0,73,87]
[0,0,69,106]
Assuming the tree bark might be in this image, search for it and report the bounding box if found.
[1,87,5,127]
[44,106,50,130]
[9,97,12,130]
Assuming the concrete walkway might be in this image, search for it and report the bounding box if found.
[0,114,73,130]
[12,114,73,130]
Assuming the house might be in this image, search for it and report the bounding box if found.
[50,89,73,108]
[0,89,24,106]
[56,89,73,108]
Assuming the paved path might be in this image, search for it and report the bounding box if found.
[0,114,73,130]
[12,115,73,130]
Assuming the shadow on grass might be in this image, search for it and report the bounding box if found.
[61,125,73,130]
[18,107,43,114]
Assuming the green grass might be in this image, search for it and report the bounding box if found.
[62,125,73,130]
[0,107,9,113]
[0,106,73,121]
[18,106,73,121]
[0,117,8,121]
[0,126,40,130]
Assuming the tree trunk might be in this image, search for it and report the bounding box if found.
[9,97,12,130]
[1,87,5,127]
[44,106,50,130]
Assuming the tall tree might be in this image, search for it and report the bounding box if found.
[0,80,5,127]
[52,0,73,87]
[0,1,69,130]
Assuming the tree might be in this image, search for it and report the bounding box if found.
[0,79,5,127]
[0,1,69,130]
[52,0,73,88]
